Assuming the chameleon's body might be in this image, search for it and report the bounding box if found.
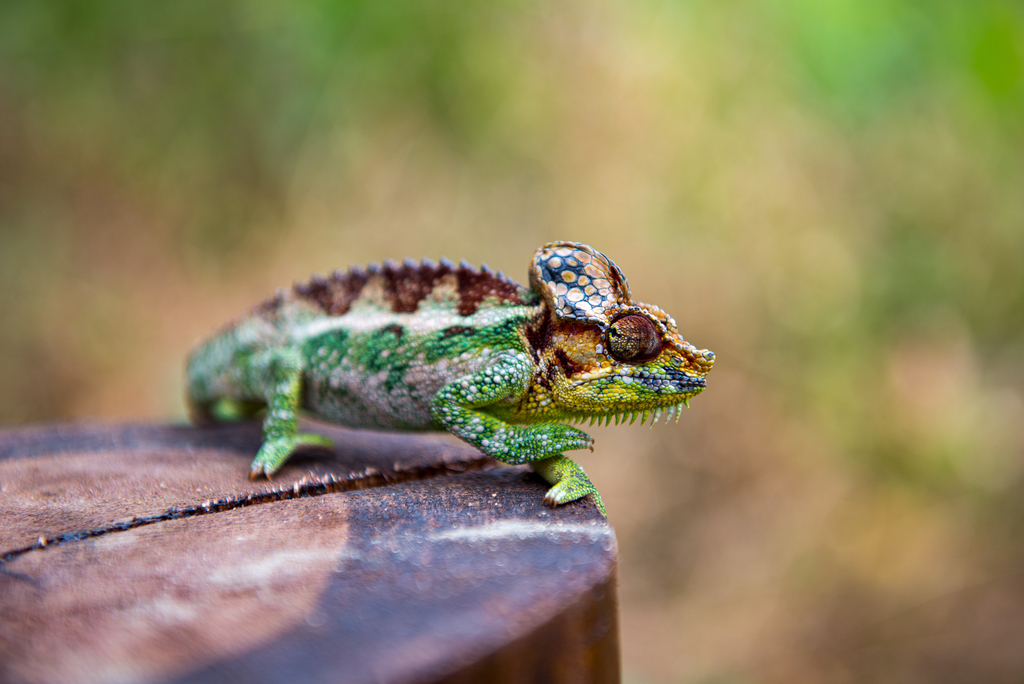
[186,242,714,514]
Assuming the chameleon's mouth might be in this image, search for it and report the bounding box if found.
[633,367,706,391]
[615,366,706,397]
[567,369,707,427]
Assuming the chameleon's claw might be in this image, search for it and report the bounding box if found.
[249,463,267,480]
[249,433,333,480]
[543,483,571,507]
[543,484,606,516]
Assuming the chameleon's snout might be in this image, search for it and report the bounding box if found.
[673,343,715,375]
[690,348,715,374]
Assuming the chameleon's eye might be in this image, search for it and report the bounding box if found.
[607,314,662,362]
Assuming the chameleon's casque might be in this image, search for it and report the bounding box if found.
[186,242,714,514]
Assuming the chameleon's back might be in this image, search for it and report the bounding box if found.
[186,258,544,431]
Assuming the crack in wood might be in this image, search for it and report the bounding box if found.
[0,455,496,565]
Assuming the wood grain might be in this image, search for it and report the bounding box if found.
[0,422,619,684]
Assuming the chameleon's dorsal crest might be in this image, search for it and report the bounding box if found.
[292,256,529,317]
[530,242,633,326]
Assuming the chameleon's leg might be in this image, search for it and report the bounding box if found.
[532,456,605,515]
[431,352,602,513]
[247,348,333,479]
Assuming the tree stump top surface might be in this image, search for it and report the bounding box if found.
[0,422,618,684]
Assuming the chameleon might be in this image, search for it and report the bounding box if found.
[185,242,714,515]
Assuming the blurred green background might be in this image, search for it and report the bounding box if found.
[2,0,1024,681]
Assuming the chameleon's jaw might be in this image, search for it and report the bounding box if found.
[566,387,704,426]
[550,364,708,423]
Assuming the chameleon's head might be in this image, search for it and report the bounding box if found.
[528,242,715,422]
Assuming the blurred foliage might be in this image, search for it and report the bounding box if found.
[2,0,1024,682]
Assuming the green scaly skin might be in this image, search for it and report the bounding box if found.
[186,242,715,516]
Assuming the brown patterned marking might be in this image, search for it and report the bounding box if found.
[524,310,553,362]
[294,269,369,317]
[543,361,558,388]
[442,326,475,338]
[380,324,404,339]
[554,348,583,378]
[456,268,526,316]
[294,258,530,317]
[382,261,450,313]
[253,289,286,316]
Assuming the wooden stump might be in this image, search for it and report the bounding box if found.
[0,422,619,684]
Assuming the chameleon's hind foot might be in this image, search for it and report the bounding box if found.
[249,433,334,479]
[532,455,606,516]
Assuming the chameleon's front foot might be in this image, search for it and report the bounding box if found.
[249,433,334,479]
[532,455,606,516]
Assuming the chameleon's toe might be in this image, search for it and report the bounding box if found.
[249,460,272,480]
[249,432,334,479]
[532,455,606,516]
[542,424,596,454]
[542,481,606,516]
[540,479,602,516]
